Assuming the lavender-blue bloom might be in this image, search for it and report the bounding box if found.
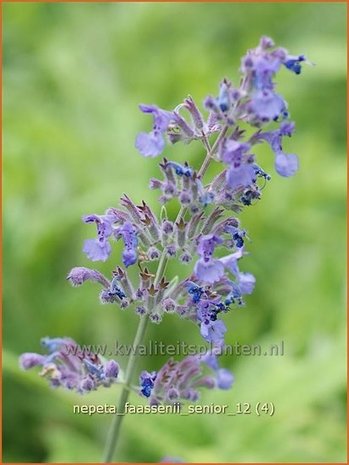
[194,234,225,284]
[139,352,233,405]
[150,159,211,213]
[226,163,256,190]
[23,38,309,437]
[216,368,234,389]
[194,259,225,284]
[66,267,110,288]
[249,120,299,176]
[204,79,240,124]
[83,238,111,262]
[19,353,46,369]
[275,152,299,177]
[135,104,173,157]
[82,213,116,262]
[200,318,227,347]
[283,54,306,75]
[139,370,157,398]
[248,90,287,123]
[237,272,256,295]
[219,139,251,165]
[115,221,138,267]
[19,337,120,394]
[238,37,308,126]
[198,234,222,260]
[201,352,234,390]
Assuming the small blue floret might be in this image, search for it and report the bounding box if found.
[141,378,154,397]
[284,55,305,75]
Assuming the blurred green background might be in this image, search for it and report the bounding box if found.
[3,2,346,463]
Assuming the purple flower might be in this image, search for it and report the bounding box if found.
[224,225,246,248]
[240,37,286,91]
[115,221,138,267]
[66,267,110,288]
[201,353,234,389]
[195,296,227,346]
[283,54,306,75]
[217,249,256,305]
[197,234,222,260]
[238,272,256,295]
[140,370,157,398]
[19,353,45,369]
[248,90,287,122]
[203,78,240,124]
[135,104,173,157]
[60,36,308,416]
[82,213,115,262]
[194,260,225,284]
[106,275,127,300]
[167,161,193,177]
[194,234,225,283]
[226,163,256,190]
[83,239,111,262]
[238,39,308,126]
[40,336,75,353]
[251,121,299,177]
[104,360,120,378]
[140,352,232,405]
[218,138,257,190]
[275,153,299,177]
[151,159,210,212]
[217,79,232,113]
[219,249,244,273]
[254,120,295,152]
[19,337,120,394]
[216,368,234,389]
[135,131,166,158]
[186,282,204,304]
[200,319,227,346]
[219,139,250,165]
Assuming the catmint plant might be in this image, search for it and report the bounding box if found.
[20,37,310,462]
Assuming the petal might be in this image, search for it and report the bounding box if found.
[200,320,226,345]
[226,164,255,189]
[194,259,225,284]
[275,152,299,177]
[250,90,286,121]
[122,248,137,267]
[238,272,256,295]
[135,131,165,157]
[104,360,119,378]
[220,249,243,274]
[83,239,111,262]
[139,104,158,114]
[138,104,172,131]
[19,353,45,370]
[67,267,109,287]
[217,368,234,389]
[201,353,219,371]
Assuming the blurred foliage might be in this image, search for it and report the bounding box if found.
[3,2,346,463]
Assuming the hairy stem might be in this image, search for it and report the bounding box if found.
[102,126,227,462]
[198,125,228,178]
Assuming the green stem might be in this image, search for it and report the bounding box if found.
[102,253,168,463]
[102,314,148,462]
[102,125,228,462]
